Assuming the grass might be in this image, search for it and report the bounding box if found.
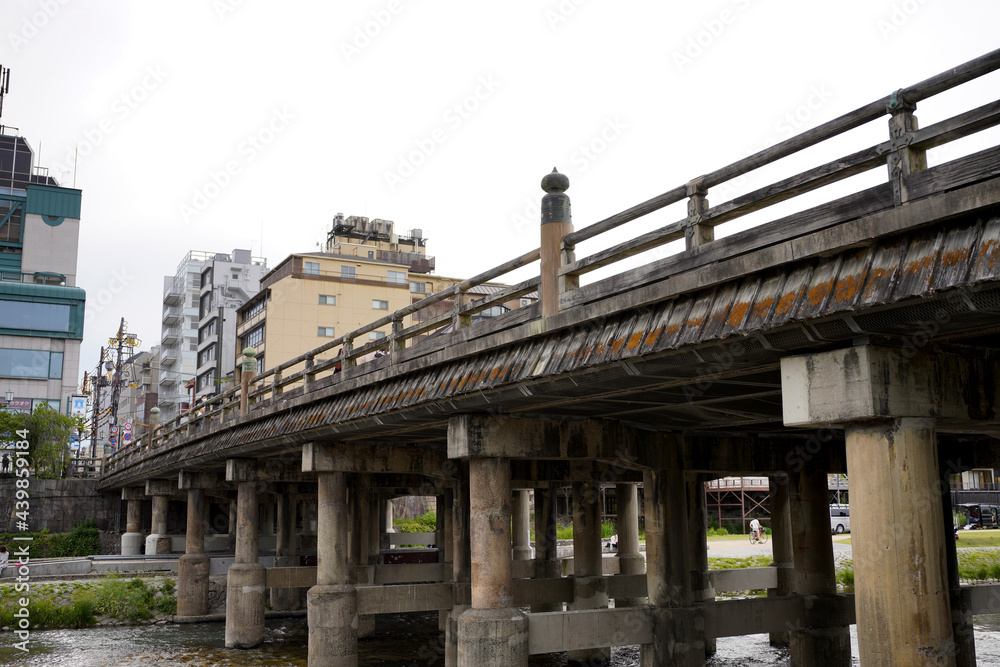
[708,554,772,570]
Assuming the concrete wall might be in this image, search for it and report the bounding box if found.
[0,478,117,532]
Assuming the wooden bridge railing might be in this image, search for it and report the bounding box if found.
[104,48,1000,476]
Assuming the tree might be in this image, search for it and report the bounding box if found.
[0,404,78,479]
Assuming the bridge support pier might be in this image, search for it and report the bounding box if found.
[641,466,705,667]
[225,480,266,649]
[768,474,793,648]
[120,487,145,555]
[145,479,175,555]
[568,476,610,665]
[687,475,715,657]
[354,477,376,638]
[380,496,395,549]
[177,486,209,617]
[780,345,992,666]
[532,486,562,613]
[787,466,851,665]
[616,482,645,609]
[456,457,528,667]
[271,485,300,611]
[308,471,358,666]
[446,464,471,667]
[512,488,532,561]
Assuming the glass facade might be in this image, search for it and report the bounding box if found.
[0,299,71,332]
[0,348,63,379]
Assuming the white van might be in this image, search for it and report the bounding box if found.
[830,504,850,534]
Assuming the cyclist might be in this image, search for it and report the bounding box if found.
[749,517,763,544]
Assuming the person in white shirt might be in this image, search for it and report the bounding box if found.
[749,518,762,542]
[0,545,8,571]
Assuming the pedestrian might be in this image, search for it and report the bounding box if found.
[0,452,9,474]
[0,545,8,570]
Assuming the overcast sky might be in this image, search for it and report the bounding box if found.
[3,0,999,385]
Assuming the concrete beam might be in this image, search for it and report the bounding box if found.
[178,470,235,491]
[527,608,653,655]
[782,346,1000,428]
[702,594,855,639]
[387,531,436,546]
[121,486,146,501]
[226,458,302,483]
[709,567,777,593]
[303,442,450,475]
[145,479,180,497]
[512,577,574,607]
[374,563,447,585]
[357,583,454,615]
[266,566,317,589]
[510,459,643,484]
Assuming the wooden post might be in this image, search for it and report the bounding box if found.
[239,348,257,416]
[540,168,573,319]
[886,90,927,205]
[685,176,713,249]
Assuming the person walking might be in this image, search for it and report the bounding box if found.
[1,453,9,474]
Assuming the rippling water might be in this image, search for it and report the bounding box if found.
[4,613,1000,665]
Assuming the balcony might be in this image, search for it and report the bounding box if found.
[163,282,183,305]
[162,327,181,345]
[160,347,179,366]
[162,306,182,324]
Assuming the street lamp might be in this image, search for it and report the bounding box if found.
[4,389,12,404]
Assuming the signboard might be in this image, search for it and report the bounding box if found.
[124,422,133,431]
[110,425,119,435]
[69,395,88,418]
[7,398,31,410]
[123,432,132,442]
[109,436,117,446]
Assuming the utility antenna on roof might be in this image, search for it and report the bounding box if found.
[0,65,9,119]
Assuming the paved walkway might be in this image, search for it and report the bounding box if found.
[707,534,854,564]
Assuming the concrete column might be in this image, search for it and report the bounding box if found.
[787,466,850,665]
[365,488,380,566]
[270,488,299,611]
[686,476,715,657]
[532,486,561,613]
[308,471,357,666]
[228,499,238,552]
[447,464,472,667]
[145,494,172,554]
[457,457,527,666]
[846,418,954,667]
[641,467,703,667]
[940,457,976,667]
[569,478,610,665]
[225,480,266,648]
[121,488,145,555]
[380,496,395,549]
[177,488,210,617]
[511,488,532,561]
[438,490,452,632]
[356,477,376,638]
[768,474,793,647]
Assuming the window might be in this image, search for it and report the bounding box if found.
[199,293,213,319]
[318,327,336,337]
[367,251,374,259]
[242,298,265,321]
[388,270,406,285]
[303,261,320,276]
[372,299,388,310]
[369,331,386,340]
[200,267,213,288]
[341,266,356,279]
[410,281,426,293]
[319,295,336,305]
[0,300,71,333]
[242,324,265,348]
[197,369,215,391]
[198,345,216,367]
[0,349,63,379]
[198,320,217,342]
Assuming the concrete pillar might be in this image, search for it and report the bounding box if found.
[787,467,850,665]
[356,478,376,638]
[940,457,976,667]
[308,471,357,666]
[438,490,452,632]
[686,476,715,657]
[511,488,532,561]
[532,486,561,613]
[145,494,172,554]
[227,499,238,552]
[846,419,954,667]
[768,474,793,647]
[641,467,703,667]
[616,483,645,604]
[121,488,145,555]
[456,457,527,666]
[177,488,210,617]
[569,478,610,665]
[270,488,299,611]
[380,496,395,549]
[225,481,266,649]
[446,464,472,667]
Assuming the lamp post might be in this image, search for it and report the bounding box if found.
[4,388,12,408]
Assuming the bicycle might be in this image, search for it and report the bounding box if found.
[749,529,769,545]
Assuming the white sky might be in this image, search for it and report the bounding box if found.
[2,0,999,385]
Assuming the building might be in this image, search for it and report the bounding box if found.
[160,249,265,420]
[235,214,531,375]
[117,347,159,441]
[0,125,86,416]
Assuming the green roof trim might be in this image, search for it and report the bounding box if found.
[25,184,82,226]
[0,282,86,340]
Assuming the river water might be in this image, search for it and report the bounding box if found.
[4,613,1000,666]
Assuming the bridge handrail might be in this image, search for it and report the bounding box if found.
[104,49,1000,474]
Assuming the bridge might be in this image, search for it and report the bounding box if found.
[99,50,1000,666]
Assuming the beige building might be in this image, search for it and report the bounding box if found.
[236,214,531,375]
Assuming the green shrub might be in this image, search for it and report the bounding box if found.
[707,526,729,537]
[600,521,617,539]
[836,559,855,591]
[0,520,100,558]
